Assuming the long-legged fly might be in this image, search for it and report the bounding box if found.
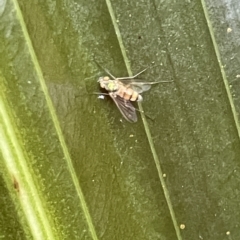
[97,66,171,122]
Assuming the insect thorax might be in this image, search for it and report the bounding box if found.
[106,80,118,92]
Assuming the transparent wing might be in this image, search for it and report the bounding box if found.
[118,79,158,93]
[129,82,152,93]
[109,93,137,122]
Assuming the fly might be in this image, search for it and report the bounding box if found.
[97,66,171,122]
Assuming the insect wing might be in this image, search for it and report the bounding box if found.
[129,82,152,93]
[118,79,155,93]
[109,93,137,122]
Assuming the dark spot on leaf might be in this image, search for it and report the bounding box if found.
[13,177,20,193]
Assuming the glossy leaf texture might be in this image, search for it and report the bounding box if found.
[0,0,240,239]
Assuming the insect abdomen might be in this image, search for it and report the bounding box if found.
[117,86,140,101]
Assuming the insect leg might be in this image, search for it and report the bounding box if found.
[92,92,110,95]
[137,95,143,102]
[155,80,174,83]
[117,68,148,80]
[94,60,117,79]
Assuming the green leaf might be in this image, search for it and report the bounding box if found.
[1,0,240,239]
